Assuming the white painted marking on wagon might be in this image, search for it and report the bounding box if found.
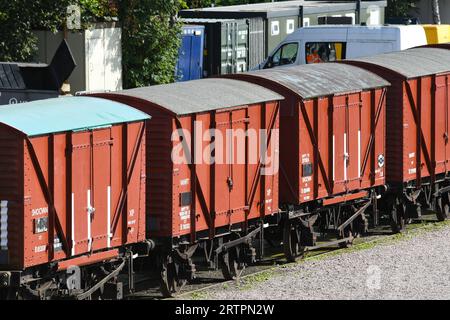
[0,200,8,250]
[71,193,75,256]
[107,186,111,248]
[358,130,361,178]
[87,190,92,252]
[344,133,348,181]
[332,135,335,181]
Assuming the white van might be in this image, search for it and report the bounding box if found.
[256,25,428,69]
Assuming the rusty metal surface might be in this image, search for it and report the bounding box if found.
[109,78,284,116]
[239,63,390,99]
[353,48,450,79]
[96,91,281,239]
[229,70,387,206]
[346,49,450,185]
[0,99,147,270]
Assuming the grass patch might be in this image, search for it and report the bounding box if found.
[190,291,209,300]
[237,269,275,291]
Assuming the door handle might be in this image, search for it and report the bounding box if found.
[344,152,350,165]
[227,177,234,190]
[87,206,96,221]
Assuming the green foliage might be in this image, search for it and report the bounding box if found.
[119,0,184,88]
[0,0,289,86]
[0,0,38,61]
[0,0,180,88]
[216,0,272,6]
[184,0,212,8]
[0,0,119,62]
[386,0,420,18]
[79,0,119,22]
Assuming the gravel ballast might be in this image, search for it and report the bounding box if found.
[199,224,450,300]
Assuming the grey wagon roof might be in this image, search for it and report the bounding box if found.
[111,78,283,116]
[352,48,450,79]
[235,63,390,99]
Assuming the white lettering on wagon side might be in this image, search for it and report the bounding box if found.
[34,245,47,253]
[302,176,312,183]
[32,207,49,217]
[180,211,191,220]
[180,223,191,231]
[302,154,311,164]
[301,188,311,194]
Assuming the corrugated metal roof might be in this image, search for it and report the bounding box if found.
[181,1,387,18]
[109,78,284,116]
[182,18,238,23]
[234,63,390,99]
[352,48,450,79]
[0,63,26,90]
[0,96,150,137]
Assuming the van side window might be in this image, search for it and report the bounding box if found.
[305,42,347,64]
[265,43,299,69]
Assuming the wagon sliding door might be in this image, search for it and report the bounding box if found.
[229,108,247,225]
[435,74,449,175]
[332,96,348,194]
[71,129,112,256]
[214,111,231,228]
[332,95,363,193]
[213,105,279,228]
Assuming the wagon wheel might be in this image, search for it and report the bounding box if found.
[159,253,187,298]
[390,200,406,234]
[337,207,355,248]
[218,249,239,280]
[338,226,354,249]
[218,233,243,280]
[436,195,450,221]
[283,219,305,263]
[352,208,369,238]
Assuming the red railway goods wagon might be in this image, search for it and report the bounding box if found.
[225,63,390,261]
[0,97,149,300]
[93,78,283,296]
[342,48,450,232]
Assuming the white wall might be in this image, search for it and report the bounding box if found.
[34,24,122,94]
[85,27,123,93]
